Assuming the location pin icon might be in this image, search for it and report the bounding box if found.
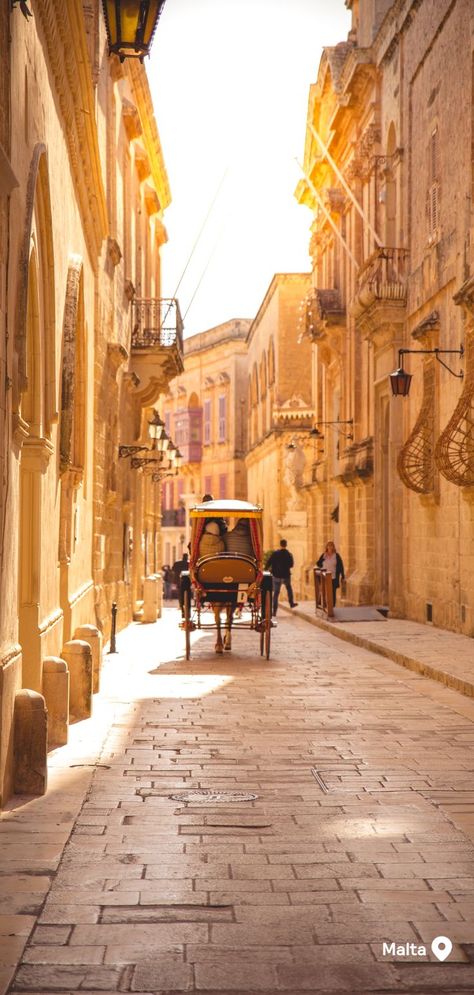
[431,936,452,962]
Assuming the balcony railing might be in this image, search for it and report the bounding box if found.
[356,247,408,302]
[131,298,184,353]
[162,508,186,527]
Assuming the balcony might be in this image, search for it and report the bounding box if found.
[162,508,186,528]
[351,247,408,343]
[305,288,346,362]
[174,407,202,464]
[130,298,184,404]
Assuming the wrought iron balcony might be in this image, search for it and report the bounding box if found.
[130,297,184,403]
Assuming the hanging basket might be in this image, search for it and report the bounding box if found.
[397,363,436,493]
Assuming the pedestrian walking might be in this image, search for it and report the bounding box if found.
[172,552,189,616]
[267,539,298,616]
[317,540,345,605]
[162,564,173,600]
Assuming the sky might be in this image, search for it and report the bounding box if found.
[149,0,351,339]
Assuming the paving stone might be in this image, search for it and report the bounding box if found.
[21,945,105,964]
[194,956,278,991]
[276,962,401,990]
[5,610,474,993]
[12,963,123,990]
[131,956,193,991]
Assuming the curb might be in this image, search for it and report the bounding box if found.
[280,604,474,700]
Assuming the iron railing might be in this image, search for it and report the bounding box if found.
[131,298,184,352]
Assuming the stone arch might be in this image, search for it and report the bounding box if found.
[188,391,199,409]
[15,144,56,434]
[59,257,87,472]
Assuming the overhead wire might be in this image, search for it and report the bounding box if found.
[172,168,229,300]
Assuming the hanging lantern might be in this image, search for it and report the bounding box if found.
[389,366,412,397]
[102,1,166,61]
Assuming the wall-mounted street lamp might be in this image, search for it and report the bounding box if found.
[119,411,167,459]
[101,0,166,62]
[310,420,354,441]
[390,347,464,397]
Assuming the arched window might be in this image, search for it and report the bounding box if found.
[384,122,397,247]
[60,258,86,473]
[268,338,275,385]
[260,351,267,398]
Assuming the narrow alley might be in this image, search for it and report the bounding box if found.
[2,609,474,993]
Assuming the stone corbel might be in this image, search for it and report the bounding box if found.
[107,237,122,268]
[122,98,142,141]
[411,310,440,346]
[134,145,151,183]
[124,279,135,302]
[454,275,474,324]
[144,184,160,216]
[123,371,141,392]
[107,343,128,377]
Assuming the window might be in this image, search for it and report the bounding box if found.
[219,473,227,499]
[204,475,212,496]
[218,395,226,442]
[165,411,171,436]
[204,398,212,445]
[427,127,440,244]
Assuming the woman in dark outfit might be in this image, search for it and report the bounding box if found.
[317,541,345,605]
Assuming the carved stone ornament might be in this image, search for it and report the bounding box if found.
[397,363,436,493]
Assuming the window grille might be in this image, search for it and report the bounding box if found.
[204,398,211,445]
[218,395,226,442]
[427,127,440,244]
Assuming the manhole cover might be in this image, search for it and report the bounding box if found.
[170,789,258,803]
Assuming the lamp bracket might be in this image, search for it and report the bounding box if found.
[118,444,150,459]
[130,456,164,469]
[399,346,464,380]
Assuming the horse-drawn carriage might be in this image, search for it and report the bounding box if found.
[179,499,273,659]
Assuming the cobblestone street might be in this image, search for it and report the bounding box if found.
[3,609,474,993]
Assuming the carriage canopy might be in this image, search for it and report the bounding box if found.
[189,499,263,569]
[190,499,263,519]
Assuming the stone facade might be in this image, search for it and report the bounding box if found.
[295,0,474,632]
[245,274,313,597]
[161,320,251,563]
[0,2,180,806]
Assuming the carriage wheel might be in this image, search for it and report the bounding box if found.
[260,589,271,659]
[184,589,191,660]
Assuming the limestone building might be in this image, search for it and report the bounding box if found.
[245,274,313,596]
[295,0,474,632]
[0,2,181,806]
[161,320,250,565]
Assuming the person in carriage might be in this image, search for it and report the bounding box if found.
[180,499,273,659]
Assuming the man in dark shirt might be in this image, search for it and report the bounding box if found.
[267,539,298,616]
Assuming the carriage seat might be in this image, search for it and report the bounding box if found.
[195,552,258,587]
